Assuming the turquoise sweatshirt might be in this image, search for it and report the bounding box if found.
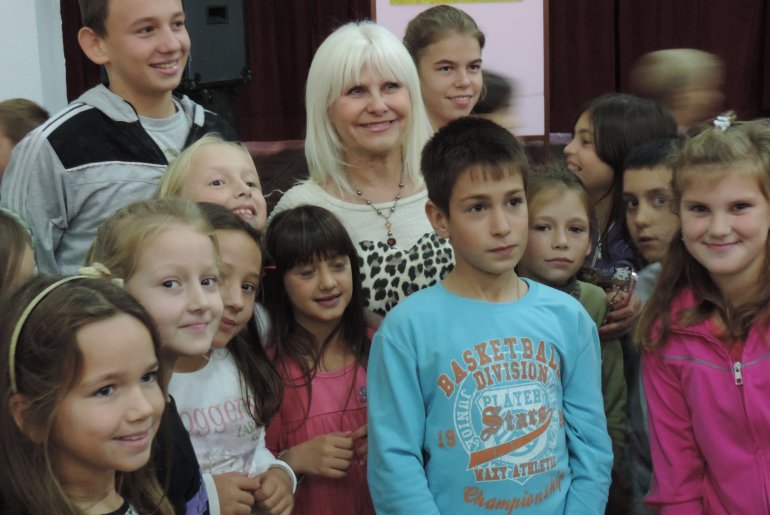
[368,280,612,514]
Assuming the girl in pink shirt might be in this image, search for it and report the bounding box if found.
[637,114,770,514]
[264,205,373,515]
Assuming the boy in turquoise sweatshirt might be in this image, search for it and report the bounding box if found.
[367,118,612,514]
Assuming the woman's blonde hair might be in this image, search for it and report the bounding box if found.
[638,116,770,349]
[87,198,217,279]
[304,21,432,195]
[157,133,256,199]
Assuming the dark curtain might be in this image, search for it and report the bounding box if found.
[550,0,770,133]
[237,0,371,141]
[61,2,101,98]
[765,3,770,109]
[60,0,371,142]
[549,0,618,133]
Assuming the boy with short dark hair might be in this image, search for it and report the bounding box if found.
[0,0,237,274]
[622,139,680,302]
[620,138,680,514]
[367,117,613,514]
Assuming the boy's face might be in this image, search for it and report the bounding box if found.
[427,167,528,282]
[91,0,190,112]
[622,165,680,262]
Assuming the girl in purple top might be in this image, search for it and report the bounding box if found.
[564,93,677,339]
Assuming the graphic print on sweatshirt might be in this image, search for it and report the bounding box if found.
[436,335,564,506]
[177,395,263,474]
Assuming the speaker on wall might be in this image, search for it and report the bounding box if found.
[180,0,251,90]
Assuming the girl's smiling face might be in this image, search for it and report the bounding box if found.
[126,224,223,361]
[181,144,267,230]
[212,229,262,348]
[283,255,353,338]
[680,168,770,294]
[417,31,482,129]
[564,111,615,201]
[52,314,164,490]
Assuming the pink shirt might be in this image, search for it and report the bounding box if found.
[266,358,374,515]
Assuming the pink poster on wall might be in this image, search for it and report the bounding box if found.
[375,0,546,138]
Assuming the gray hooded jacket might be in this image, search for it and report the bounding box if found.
[0,85,237,274]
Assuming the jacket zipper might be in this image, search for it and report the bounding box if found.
[670,318,770,509]
[733,361,743,386]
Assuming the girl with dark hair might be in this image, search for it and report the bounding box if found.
[564,93,677,338]
[566,94,677,277]
[264,205,373,515]
[0,276,172,515]
[169,203,294,515]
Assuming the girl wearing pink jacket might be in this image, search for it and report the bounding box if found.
[637,114,770,514]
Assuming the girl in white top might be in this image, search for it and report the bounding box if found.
[87,199,223,514]
[169,204,295,515]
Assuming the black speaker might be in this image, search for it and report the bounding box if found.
[180,0,251,90]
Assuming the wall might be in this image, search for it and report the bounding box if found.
[0,0,67,112]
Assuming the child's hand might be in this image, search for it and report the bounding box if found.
[283,431,354,478]
[213,471,259,515]
[599,292,641,340]
[253,468,294,515]
[351,424,368,466]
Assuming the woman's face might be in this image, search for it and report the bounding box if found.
[328,66,412,161]
[417,31,482,129]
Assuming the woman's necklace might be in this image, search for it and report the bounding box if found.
[347,168,405,247]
